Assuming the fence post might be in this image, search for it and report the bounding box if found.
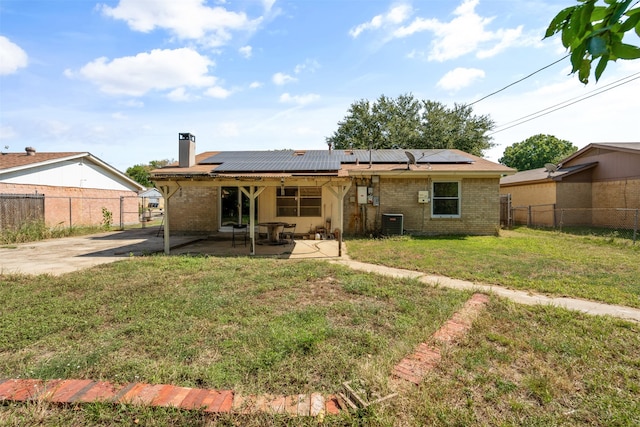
[553,203,557,228]
[634,209,638,245]
[69,197,72,228]
[527,205,532,226]
[119,196,124,230]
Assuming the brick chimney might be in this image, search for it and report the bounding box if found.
[25,147,36,156]
[178,133,195,167]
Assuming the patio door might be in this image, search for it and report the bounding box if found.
[221,186,256,226]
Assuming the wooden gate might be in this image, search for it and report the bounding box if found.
[0,194,45,231]
[499,194,512,228]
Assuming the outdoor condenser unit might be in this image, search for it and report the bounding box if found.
[381,214,403,236]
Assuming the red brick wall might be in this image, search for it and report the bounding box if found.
[0,183,139,227]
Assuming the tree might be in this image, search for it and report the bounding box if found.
[326,94,495,157]
[126,159,172,188]
[545,0,640,84]
[499,134,578,171]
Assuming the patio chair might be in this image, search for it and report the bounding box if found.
[232,223,248,247]
[279,223,296,244]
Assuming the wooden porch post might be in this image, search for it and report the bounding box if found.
[158,184,180,255]
[325,181,352,257]
[240,186,265,256]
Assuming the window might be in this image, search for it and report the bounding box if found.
[432,181,460,218]
[277,186,322,217]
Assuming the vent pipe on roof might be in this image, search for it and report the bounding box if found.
[178,133,195,167]
[25,147,36,156]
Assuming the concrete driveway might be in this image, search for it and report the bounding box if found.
[0,228,195,276]
[0,227,341,276]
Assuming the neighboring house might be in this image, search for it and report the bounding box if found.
[0,147,144,228]
[500,142,640,227]
[151,133,514,253]
[139,188,164,210]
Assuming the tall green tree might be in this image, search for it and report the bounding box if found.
[326,94,495,157]
[126,159,172,188]
[499,134,578,171]
[545,0,640,84]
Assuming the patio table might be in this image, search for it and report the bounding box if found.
[258,222,287,245]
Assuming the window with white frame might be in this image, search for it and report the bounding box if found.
[276,186,322,217]
[432,181,460,218]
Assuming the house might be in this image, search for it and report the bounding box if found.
[139,188,164,209]
[500,142,640,227]
[0,147,144,229]
[151,133,514,254]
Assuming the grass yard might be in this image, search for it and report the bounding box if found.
[346,227,640,308]
[1,229,639,425]
[1,256,469,425]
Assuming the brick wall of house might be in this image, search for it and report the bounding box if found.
[500,182,556,208]
[0,183,139,227]
[167,186,218,234]
[592,179,640,228]
[592,179,640,209]
[343,177,500,235]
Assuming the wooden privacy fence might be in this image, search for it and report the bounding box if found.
[0,194,45,231]
[0,194,140,231]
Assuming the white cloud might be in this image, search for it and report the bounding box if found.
[167,87,192,101]
[272,72,297,85]
[279,93,319,105]
[437,67,485,91]
[0,36,28,75]
[99,0,262,48]
[249,81,263,89]
[239,45,252,58]
[393,0,530,61]
[120,99,144,108]
[73,48,216,96]
[294,59,320,74]
[111,112,128,120]
[349,3,413,38]
[204,86,232,98]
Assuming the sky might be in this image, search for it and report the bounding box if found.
[1,0,639,172]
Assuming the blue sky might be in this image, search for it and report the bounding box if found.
[1,0,638,172]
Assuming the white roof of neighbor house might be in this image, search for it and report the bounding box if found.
[0,151,144,192]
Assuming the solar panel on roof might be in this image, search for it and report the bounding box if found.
[200,149,473,172]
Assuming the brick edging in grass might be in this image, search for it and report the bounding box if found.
[392,293,489,385]
[0,293,489,416]
[0,378,341,417]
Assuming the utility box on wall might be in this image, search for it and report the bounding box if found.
[357,186,368,204]
[418,190,429,203]
[381,213,403,235]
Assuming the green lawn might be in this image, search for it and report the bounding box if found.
[0,257,467,397]
[345,227,640,308]
[1,230,639,425]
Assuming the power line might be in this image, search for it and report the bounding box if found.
[468,54,569,106]
[492,72,640,130]
[488,72,640,135]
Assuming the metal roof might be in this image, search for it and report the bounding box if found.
[201,149,473,173]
